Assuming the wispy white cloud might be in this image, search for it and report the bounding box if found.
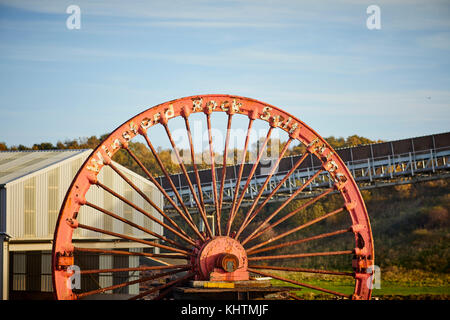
[2,0,449,34]
[2,0,449,30]
[0,41,418,77]
[0,0,302,22]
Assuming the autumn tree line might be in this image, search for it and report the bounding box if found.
[0,134,381,176]
[1,134,447,273]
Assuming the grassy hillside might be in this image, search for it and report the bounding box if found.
[255,179,450,299]
[365,180,449,273]
[235,179,449,274]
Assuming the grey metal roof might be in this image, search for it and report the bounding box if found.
[0,149,92,185]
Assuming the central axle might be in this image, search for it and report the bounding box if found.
[193,236,249,281]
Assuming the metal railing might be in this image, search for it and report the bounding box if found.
[163,146,450,211]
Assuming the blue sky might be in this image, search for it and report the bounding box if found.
[0,0,449,148]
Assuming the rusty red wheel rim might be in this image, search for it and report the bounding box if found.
[52,94,374,300]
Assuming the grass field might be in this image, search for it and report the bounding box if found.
[268,267,450,300]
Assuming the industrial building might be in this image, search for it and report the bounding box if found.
[0,149,163,299]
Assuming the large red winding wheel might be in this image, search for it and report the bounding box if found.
[52,95,374,300]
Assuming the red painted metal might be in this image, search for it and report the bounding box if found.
[216,253,240,272]
[80,264,190,275]
[247,250,353,261]
[161,122,213,237]
[193,236,249,281]
[141,134,198,227]
[52,94,374,300]
[183,115,207,220]
[77,268,190,299]
[238,152,310,234]
[245,207,346,253]
[242,181,332,246]
[129,272,195,300]
[107,161,192,242]
[125,144,205,241]
[74,247,189,260]
[248,265,355,277]
[235,138,293,239]
[84,200,190,250]
[77,223,191,255]
[247,228,349,255]
[248,268,351,298]
[227,126,274,234]
[225,118,254,236]
[217,113,233,234]
[205,112,221,236]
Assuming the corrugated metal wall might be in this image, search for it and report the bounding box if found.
[6,153,164,241]
[128,248,141,295]
[11,252,26,291]
[41,252,52,292]
[47,168,59,237]
[11,250,140,294]
[99,254,113,292]
[6,151,164,296]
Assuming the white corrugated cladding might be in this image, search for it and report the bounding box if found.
[2,149,165,298]
[76,162,163,239]
[128,248,142,295]
[0,150,164,241]
[11,252,25,291]
[99,254,113,292]
[41,251,52,292]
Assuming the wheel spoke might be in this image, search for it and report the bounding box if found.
[225,118,254,236]
[93,179,197,247]
[84,200,191,250]
[142,134,196,224]
[76,267,190,299]
[124,144,205,241]
[247,228,349,255]
[288,293,303,300]
[107,161,193,244]
[77,223,191,255]
[242,171,330,245]
[155,120,213,238]
[74,247,189,260]
[182,112,206,217]
[80,264,190,275]
[206,113,220,236]
[247,250,353,261]
[153,286,175,300]
[246,207,346,253]
[129,272,195,300]
[235,138,293,239]
[237,152,310,236]
[248,268,351,298]
[218,113,233,233]
[228,126,274,236]
[248,265,354,277]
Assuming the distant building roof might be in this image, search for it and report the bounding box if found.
[0,149,91,186]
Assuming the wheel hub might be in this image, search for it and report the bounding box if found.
[193,236,249,281]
